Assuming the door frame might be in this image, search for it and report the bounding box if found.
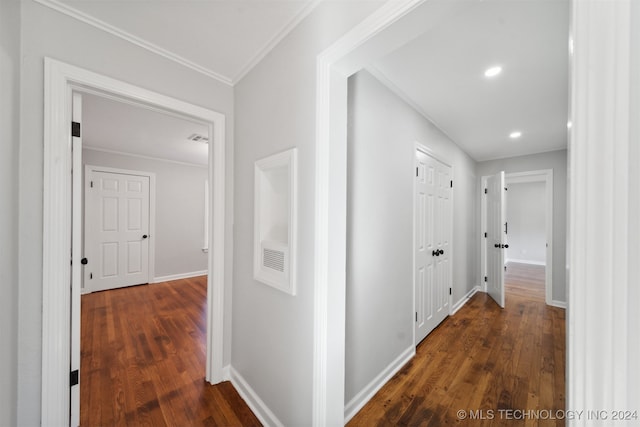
[480,169,554,306]
[42,57,227,425]
[83,165,157,294]
[412,143,453,347]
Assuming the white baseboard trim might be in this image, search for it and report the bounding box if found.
[152,270,207,283]
[344,345,415,424]
[549,300,567,309]
[506,258,546,266]
[221,365,231,381]
[229,366,284,427]
[451,285,481,315]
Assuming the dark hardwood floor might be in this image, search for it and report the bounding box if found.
[349,262,565,426]
[82,265,563,426]
[80,276,261,427]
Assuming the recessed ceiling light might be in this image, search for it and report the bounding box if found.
[484,66,502,78]
[509,131,522,139]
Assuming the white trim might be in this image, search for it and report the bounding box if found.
[314,0,459,423]
[34,0,232,85]
[451,285,480,316]
[368,66,461,147]
[568,0,636,419]
[229,366,285,427]
[34,0,323,86]
[84,164,157,294]
[506,259,546,267]
[232,0,322,83]
[153,270,208,284]
[42,58,227,426]
[549,300,566,310]
[221,365,231,382]
[84,145,208,168]
[344,346,415,424]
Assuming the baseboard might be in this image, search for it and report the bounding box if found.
[229,366,284,427]
[506,258,546,266]
[222,365,231,381]
[451,285,480,315]
[344,345,415,423]
[152,270,207,283]
[549,300,567,309]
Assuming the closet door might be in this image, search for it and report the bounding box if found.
[415,150,451,345]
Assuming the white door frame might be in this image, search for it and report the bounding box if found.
[83,165,157,294]
[480,169,554,306]
[42,57,227,426]
[412,143,453,347]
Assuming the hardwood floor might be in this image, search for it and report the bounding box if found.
[80,276,261,427]
[349,263,565,426]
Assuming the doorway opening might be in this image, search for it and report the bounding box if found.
[480,169,554,307]
[42,58,227,425]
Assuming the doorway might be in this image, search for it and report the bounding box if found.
[41,58,227,425]
[480,169,553,307]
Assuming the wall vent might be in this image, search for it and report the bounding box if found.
[187,133,209,143]
[263,248,285,272]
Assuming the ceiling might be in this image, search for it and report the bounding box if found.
[51,0,319,84]
[370,0,570,161]
[82,92,210,166]
[50,0,569,163]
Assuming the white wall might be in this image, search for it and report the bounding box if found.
[17,1,234,424]
[505,181,546,265]
[232,2,383,425]
[83,149,208,280]
[345,70,478,405]
[477,150,567,303]
[0,0,20,425]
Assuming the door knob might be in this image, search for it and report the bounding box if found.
[438,249,444,255]
[432,250,439,256]
[81,258,88,265]
[142,234,148,239]
[503,244,509,249]
[494,243,500,248]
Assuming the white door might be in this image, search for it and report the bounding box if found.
[70,92,82,427]
[486,171,506,308]
[415,150,451,344]
[85,168,150,293]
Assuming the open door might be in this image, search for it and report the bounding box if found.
[486,171,506,308]
[70,92,82,427]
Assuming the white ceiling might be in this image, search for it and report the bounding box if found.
[82,92,210,166]
[53,0,569,163]
[370,0,570,161]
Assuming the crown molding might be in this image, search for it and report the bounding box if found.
[34,0,323,86]
[83,145,208,168]
[232,0,322,84]
[34,0,234,86]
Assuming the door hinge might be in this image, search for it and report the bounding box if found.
[72,121,81,138]
[484,276,488,282]
[484,232,487,238]
[484,188,488,194]
[450,180,453,188]
[90,273,93,279]
[70,370,79,387]
[449,288,452,295]
[416,167,419,177]
[415,312,417,322]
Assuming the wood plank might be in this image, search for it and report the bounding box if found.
[80,276,261,426]
[349,262,565,426]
